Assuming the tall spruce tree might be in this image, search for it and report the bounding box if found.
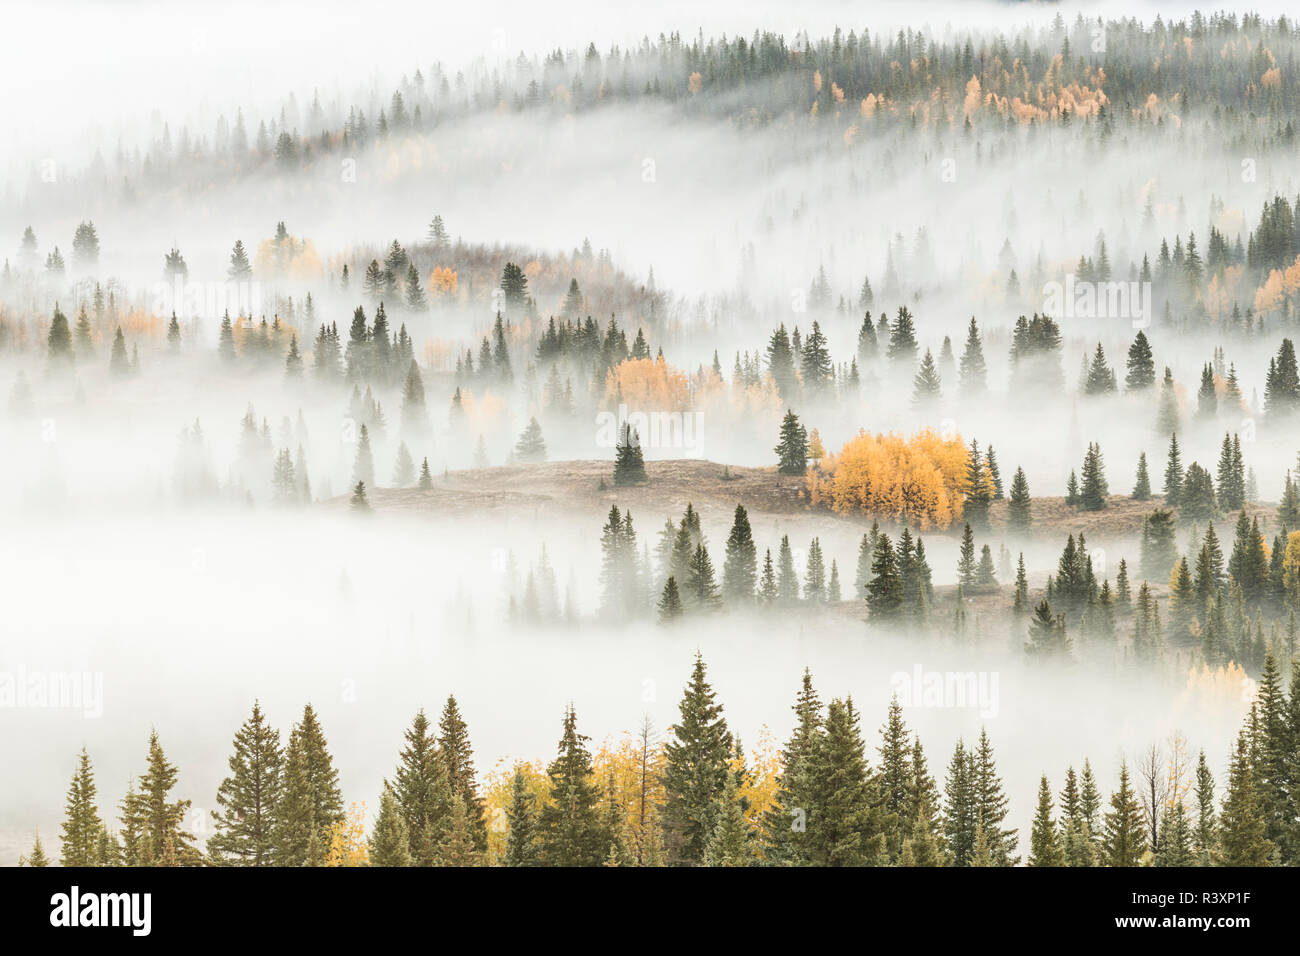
[661,654,733,865]
[209,701,283,866]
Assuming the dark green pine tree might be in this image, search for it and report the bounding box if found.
[503,767,540,866]
[775,409,808,475]
[867,534,904,621]
[1125,330,1156,390]
[392,709,454,864]
[800,320,833,393]
[1218,727,1273,865]
[658,576,683,622]
[887,305,919,363]
[776,535,800,604]
[703,767,753,866]
[60,748,104,866]
[1155,797,1195,867]
[536,705,606,866]
[1197,362,1218,418]
[721,504,757,602]
[1025,599,1070,660]
[274,704,344,866]
[766,324,798,397]
[958,316,987,396]
[285,334,304,377]
[1132,452,1152,500]
[762,670,822,864]
[417,457,433,490]
[661,653,733,866]
[350,480,370,512]
[218,311,237,363]
[1013,553,1029,613]
[803,537,826,601]
[436,695,486,851]
[368,783,413,866]
[1007,466,1032,537]
[129,730,198,865]
[1083,342,1116,394]
[911,348,942,405]
[805,697,889,865]
[877,696,912,859]
[1101,762,1147,866]
[758,550,778,603]
[685,543,721,609]
[613,424,647,485]
[971,730,1019,865]
[956,523,977,589]
[943,740,978,865]
[47,304,74,367]
[1079,442,1108,511]
[963,439,991,532]
[1163,433,1183,505]
[1194,751,1218,865]
[1028,774,1065,866]
[209,701,283,866]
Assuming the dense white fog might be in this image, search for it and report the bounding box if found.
[3,0,1300,869]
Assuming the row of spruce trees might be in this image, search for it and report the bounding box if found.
[21,652,1300,867]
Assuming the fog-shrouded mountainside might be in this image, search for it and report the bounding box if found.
[4,1,1300,876]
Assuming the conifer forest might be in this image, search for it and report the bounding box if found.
[7,0,1300,890]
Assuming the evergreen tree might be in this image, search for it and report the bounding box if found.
[1125,331,1156,390]
[368,784,412,866]
[47,305,73,367]
[109,326,130,377]
[972,730,1019,865]
[436,695,486,851]
[1079,442,1109,511]
[958,317,988,396]
[514,417,547,463]
[503,766,540,866]
[536,705,606,866]
[775,410,808,475]
[805,697,888,865]
[1219,727,1273,865]
[1007,466,1032,537]
[658,576,683,622]
[1101,762,1147,866]
[352,424,375,488]
[703,769,754,866]
[721,504,757,602]
[274,704,345,866]
[1028,775,1065,866]
[661,654,733,865]
[209,701,283,866]
[60,748,104,866]
[392,709,454,864]
[1132,452,1152,500]
[614,424,647,485]
[127,730,197,866]
[867,534,904,621]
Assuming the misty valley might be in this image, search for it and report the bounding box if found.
[2,1,1300,879]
